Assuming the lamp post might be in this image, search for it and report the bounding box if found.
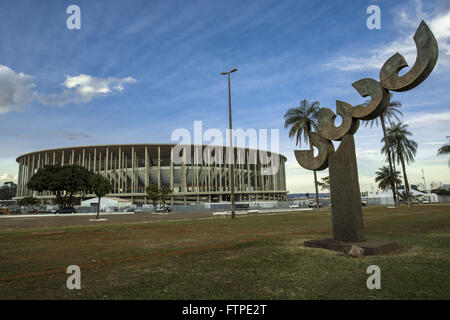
[221,68,237,219]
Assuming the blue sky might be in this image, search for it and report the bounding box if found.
[0,0,449,193]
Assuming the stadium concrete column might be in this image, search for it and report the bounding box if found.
[17,161,22,197]
[145,146,149,189]
[181,152,187,192]
[158,146,161,190]
[29,155,34,196]
[170,147,174,190]
[93,148,96,172]
[170,147,174,205]
[131,147,135,193]
[105,147,109,178]
[118,147,121,192]
[135,152,138,192]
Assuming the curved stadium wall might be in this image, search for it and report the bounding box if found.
[15,144,288,205]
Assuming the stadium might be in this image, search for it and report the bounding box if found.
[15,144,288,205]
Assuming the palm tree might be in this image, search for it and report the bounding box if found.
[375,166,402,192]
[284,99,321,211]
[382,122,417,204]
[437,136,450,167]
[364,94,403,207]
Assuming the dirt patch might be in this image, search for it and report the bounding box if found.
[31,231,66,236]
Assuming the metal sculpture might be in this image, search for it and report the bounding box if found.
[296,21,438,252]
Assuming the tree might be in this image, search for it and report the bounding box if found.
[0,182,17,200]
[437,136,450,167]
[382,122,417,204]
[146,184,160,212]
[363,94,403,207]
[28,165,94,209]
[90,174,112,220]
[374,166,402,192]
[317,176,330,191]
[160,187,173,212]
[284,99,321,212]
[431,188,450,196]
[17,196,38,207]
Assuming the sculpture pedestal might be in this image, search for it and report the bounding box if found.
[304,238,398,255]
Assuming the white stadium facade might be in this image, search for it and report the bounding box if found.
[15,144,288,205]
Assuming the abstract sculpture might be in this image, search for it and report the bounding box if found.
[296,21,438,254]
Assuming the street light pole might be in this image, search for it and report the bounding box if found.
[222,68,237,219]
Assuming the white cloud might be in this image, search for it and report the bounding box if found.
[39,74,137,106]
[0,65,137,113]
[0,173,16,183]
[356,149,379,157]
[325,2,450,72]
[405,110,450,127]
[0,65,36,114]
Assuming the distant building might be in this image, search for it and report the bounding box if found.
[15,144,288,205]
[81,197,132,210]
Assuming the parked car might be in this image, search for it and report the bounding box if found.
[361,201,367,206]
[28,208,38,214]
[10,208,23,214]
[156,204,172,213]
[308,202,322,208]
[55,207,76,214]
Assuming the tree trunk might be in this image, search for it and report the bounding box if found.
[399,154,410,204]
[96,197,101,220]
[380,115,397,208]
[393,161,400,206]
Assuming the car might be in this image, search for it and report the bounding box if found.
[289,204,300,208]
[28,209,38,214]
[361,201,367,206]
[308,202,322,208]
[55,207,76,214]
[156,204,172,213]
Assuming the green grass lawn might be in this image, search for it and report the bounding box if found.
[0,205,449,299]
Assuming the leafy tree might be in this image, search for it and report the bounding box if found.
[382,122,417,204]
[90,174,112,220]
[364,94,403,207]
[146,184,160,212]
[317,176,330,191]
[28,165,94,209]
[375,166,402,192]
[431,188,450,196]
[284,99,321,211]
[0,182,17,200]
[17,196,38,206]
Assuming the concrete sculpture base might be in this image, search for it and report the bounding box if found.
[304,238,398,255]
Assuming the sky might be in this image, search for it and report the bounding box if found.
[0,0,449,193]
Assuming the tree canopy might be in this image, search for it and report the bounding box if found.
[28,165,95,209]
[0,182,17,200]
